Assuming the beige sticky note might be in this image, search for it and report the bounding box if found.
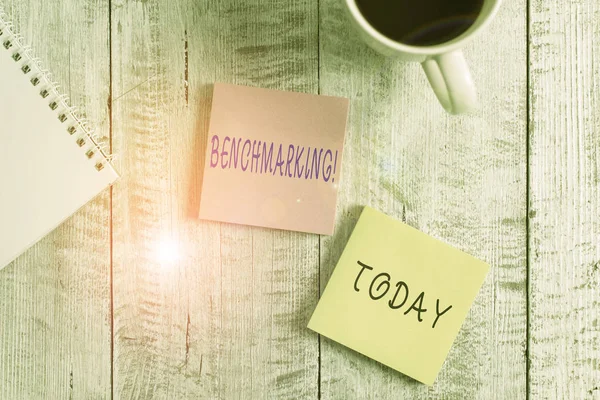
[308,206,489,385]
[199,83,349,235]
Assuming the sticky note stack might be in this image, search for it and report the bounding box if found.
[198,84,489,386]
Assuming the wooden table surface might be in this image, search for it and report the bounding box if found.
[1,0,599,398]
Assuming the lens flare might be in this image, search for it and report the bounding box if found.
[156,237,180,264]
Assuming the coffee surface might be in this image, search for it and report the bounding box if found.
[355,0,484,46]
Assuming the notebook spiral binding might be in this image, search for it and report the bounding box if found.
[0,10,112,172]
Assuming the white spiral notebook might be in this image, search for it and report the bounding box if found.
[0,12,118,270]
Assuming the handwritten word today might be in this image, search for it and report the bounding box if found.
[209,135,339,183]
[354,261,453,329]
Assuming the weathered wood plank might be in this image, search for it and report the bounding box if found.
[0,0,112,398]
[528,0,600,397]
[318,0,528,398]
[110,0,319,398]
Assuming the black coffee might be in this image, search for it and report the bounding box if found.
[356,0,484,46]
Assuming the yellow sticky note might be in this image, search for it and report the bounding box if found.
[308,206,489,386]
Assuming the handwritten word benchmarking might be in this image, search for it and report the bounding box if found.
[199,83,349,235]
[209,135,339,183]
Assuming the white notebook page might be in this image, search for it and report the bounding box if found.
[0,37,118,270]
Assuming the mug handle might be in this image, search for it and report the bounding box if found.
[421,51,477,114]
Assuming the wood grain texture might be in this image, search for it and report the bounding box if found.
[4,0,600,397]
[528,0,600,398]
[110,0,319,398]
[318,0,528,398]
[0,0,112,398]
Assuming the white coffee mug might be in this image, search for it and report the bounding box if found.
[344,0,502,114]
